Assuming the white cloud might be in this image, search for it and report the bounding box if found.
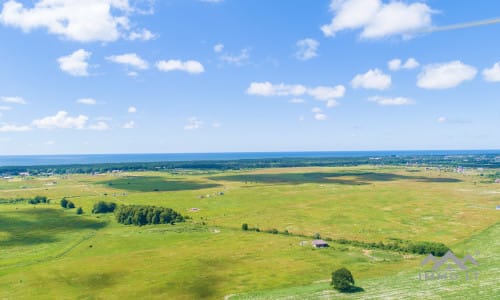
[351,69,391,90]
[369,96,415,106]
[314,113,327,121]
[403,58,419,69]
[417,61,477,89]
[326,99,339,107]
[289,98,305,104]
[32,111,88,129]
[1,96,26,104]
[107,53,149,70]
[437,116,447,123]
[0,106,12,111]
[58,49,91,76]
[321,0,433,39]
[89,121,109,131]
[122,121,135,129]
[213,43,224,53]
[128,106,137,113]
[128,28,156,41]
[127,71,138,77]
[212,122,221,128]
[77,98,96,105]
[0,0,133,42]
[388,57,419,70]
[311,107,322,113]
[246,82,307,97]
[307,85,346,100]
[0,124,30,132]
[184,117,203,130]
[295,38,319,60]
[156,60,205,74]
[45,140,55,145]
[200,0,224,3]
[482,62,500,82]
[220,48,250,66]
[247,82,345,105]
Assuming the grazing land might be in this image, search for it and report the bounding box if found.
[0,165,498,299]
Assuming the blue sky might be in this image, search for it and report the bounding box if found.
[0,0,499,155]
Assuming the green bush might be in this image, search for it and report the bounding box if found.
[92,201,117,214]
[76,207,83,215]
[332,267,355,292]
[242,223,249,231]
[67,201,75,209]
[60,198,68,208]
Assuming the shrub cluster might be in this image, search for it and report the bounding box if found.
[92,201,116,214]
[334,238,449,256]
[28,196,48,204]
[60,198,75,209]
[115,205,185,226]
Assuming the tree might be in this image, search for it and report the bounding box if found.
[60,198,68,208]
[76,207,83,215]
[67,201,75,209]
[332,267,355,292]
[242,223,248,231]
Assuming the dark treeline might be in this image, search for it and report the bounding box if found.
[92,201,116,213]
[334,238,449,257]
[115,205,186,226]
[242,224,449,256]
[0,196,49,205]
[0,154,499,175]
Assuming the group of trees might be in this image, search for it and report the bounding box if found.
[92,201,116,214]
[115,205,185,226]
[28,195,48,205]
[335,238,449,256]
[60,198,75,209]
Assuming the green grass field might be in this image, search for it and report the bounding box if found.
[0,166,498,299]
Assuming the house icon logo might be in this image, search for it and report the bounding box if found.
[419,250,480,281]
[421,250,478,270]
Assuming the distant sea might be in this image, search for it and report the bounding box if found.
[0,150,499,167]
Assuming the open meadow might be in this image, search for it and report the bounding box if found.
[0,165,498,299]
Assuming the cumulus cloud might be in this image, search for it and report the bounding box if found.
[369,96,415,106]
[128,106,137,113]
[107,53,149,70]
[247,82,345,104]
[0,106,12,111]
[89,121,109,131]
[184,117,203,130]
[351,69,391,90]
[1,96,26,104]
[122,121,135,129]
[58,49,91,76]
[213,43,224,53]
[32,111,88,129]
[482,62,500,82]
[388,57,419,70]
[295,38,319,60]
[128,28,156,41]
[0,0,134,42]
[321,0,433,39]
[220,48,250,66]
[156,60,205,74]
[417,61,477,89]
[77,98,96,105]
[0,124,30,132]
[247,82,307,97]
